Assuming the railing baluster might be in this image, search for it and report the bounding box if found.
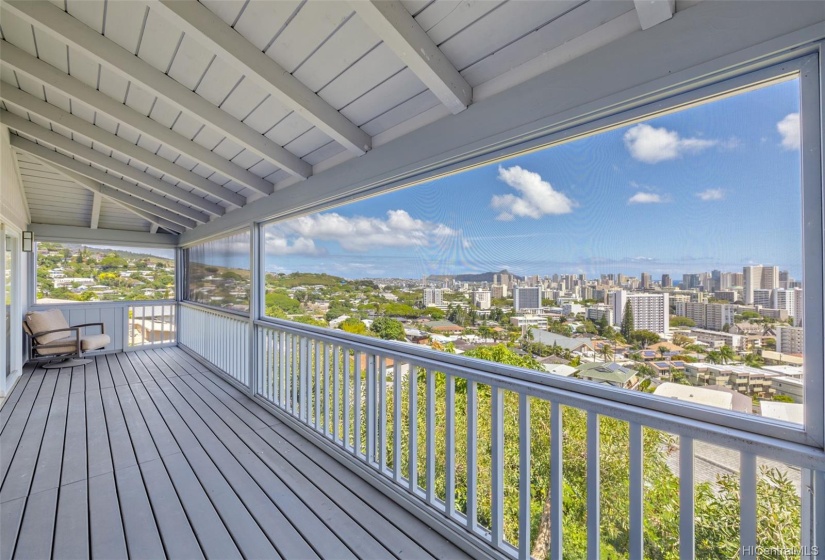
[393,361,403,483]
[355,351,362,457]
[344,347,351,450]
[491,385,504,548]
[292,334,298,416]
[426,368,436,505]
[466,380,477,531]
[367,355,376,464]
[314,341,321,429]
[445,373,455,519]
[333,345,340,443]
[551,401,562,560]
[587,411,600,560]
[302,337,309,422]
[280,331,286,408]
[518,393,530,560]
[408,363,418,493]
[325,344,332,438]
[629,422,644,560]
[740,452,757,557]
[680,436,695,560]
[380,357,387,473]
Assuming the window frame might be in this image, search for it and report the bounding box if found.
[253,52,823,449]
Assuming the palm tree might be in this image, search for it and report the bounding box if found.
[657,345,668,360]
[601,344,614,362]
[629,351,643,362]
[744,352,765,367]
[718,345,736,365]
[706,350,721,364]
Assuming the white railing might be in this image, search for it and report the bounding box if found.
[179,303,249,386]
[253,319,824,560]
[127,302,176,348]
[30,300,176,352]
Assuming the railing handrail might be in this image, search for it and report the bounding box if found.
[31,299,176,309]
[255,317,825,470]
[180,300,249,320]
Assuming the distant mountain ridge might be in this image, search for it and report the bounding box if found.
[427,269,523,283]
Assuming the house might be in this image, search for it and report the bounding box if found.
[575,362,639,389]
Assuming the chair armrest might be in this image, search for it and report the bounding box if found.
[29,326,80,339]
[72,322,105,334]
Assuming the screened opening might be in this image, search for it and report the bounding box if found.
[261,70,812,427]
[185,229,251,313]
[35,242,175,303]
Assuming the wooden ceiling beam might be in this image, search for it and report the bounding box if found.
[1,110,216,221]
[0,40,275,195]
[3,1,310,181]
[349,0,472,114]
[1,86,246,208]
[154,0,372,156]
[10,135,198,230]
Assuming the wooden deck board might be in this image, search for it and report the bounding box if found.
[0,347,471,559]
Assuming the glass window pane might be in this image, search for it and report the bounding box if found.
[35,242,175,303]
[186,230,251,312]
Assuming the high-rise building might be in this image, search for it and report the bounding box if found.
[776,325,804,354]
[423,288,443,306]
[753,289,772,308]
[586,304,614,325]
[641,272,651,289]
[472,290,491,310]
[772,288,797,318]
[761,266,779,290]
[611,290,669,335]
[794,287,804,327]
[491,284,508,299]
[743,265,763,304]
[514,286,542,311]
[661,274,672,288]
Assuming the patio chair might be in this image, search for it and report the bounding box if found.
[23,308,110,369]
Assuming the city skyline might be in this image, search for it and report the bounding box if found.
[264,77,803,280]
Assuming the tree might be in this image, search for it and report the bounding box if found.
[629,330,660,348]
[772,395,795,403]
[705,350,722,364]
[744,353,765,367]
[718,345,736,364]
[620,300,635,339]
[600,344,614,362]
[657,345,668,360]
[370,317,406,341]
[669,316,696,327]
[340,318,370,336]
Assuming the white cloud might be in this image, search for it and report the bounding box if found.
[267,209,457,253]
[628,192,665,204]
[777,113,800,150]
[696,188,725,201]
[264,235,324,256]
[623,123,717,163]
[490,165,574,221]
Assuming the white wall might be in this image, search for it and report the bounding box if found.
[1,124,30,393]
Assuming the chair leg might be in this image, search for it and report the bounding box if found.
[41,357,93,369]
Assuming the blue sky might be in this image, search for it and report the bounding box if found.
[265,77,803,281]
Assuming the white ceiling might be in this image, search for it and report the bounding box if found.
[0,0,694,235]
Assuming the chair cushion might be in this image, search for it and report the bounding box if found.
[33,333,111,356]
[81,333,110,351]
[25,309,70,345]
[34,336,78,356]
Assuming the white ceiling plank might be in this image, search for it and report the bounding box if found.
[31,27,69,72]
[634,0,676,30]
[137,7,184,73]
[4,1,311,180]
[232,0,302,52]
[65,0,105,33]
[19,143,186,233]
[413,0,504,45]
[90,190,101,228]
[264,1,353,74]
[9,134,199,229]
[0,40,275,195]
[154,0,372,156]
[350,0,472,114]
[103,1,147,54]
[318,43,406,110]
[150,223,159,234]
[199,0,247,27]
[167,35,215,91]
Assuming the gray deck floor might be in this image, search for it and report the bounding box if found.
[0,347,470,560]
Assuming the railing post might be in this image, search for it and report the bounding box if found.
[248,222,260,397]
